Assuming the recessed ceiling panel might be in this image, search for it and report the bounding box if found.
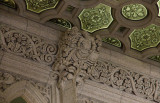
[0,0,16,8]
[149,55,160,63]
[122,4,148,20]
[49,18,73,29]
[78,3,113,33]
[129,24,160,51]
[102,37,122,48]
[25,0,60,13]
[157,0,160,16]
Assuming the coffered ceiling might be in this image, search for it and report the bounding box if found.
[0,0,160,66]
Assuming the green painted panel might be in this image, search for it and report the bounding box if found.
[10,97,27,103]
[0,0,16,8]
[25,0,60,13]
[49,18,72,29]
[149,55,160,63]
[122,4,148,20]
[157,0,160,16]
[102,37,122,47]
[129,24,160,51]
[78,3,113,33]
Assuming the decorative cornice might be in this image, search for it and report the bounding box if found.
[86,60,160,103]
[0,23,58,66]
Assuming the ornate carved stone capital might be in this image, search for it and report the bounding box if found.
[52,27,102,86]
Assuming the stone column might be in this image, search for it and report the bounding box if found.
[51,27,102,103]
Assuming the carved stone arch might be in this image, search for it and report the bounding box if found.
[3,80,48,103]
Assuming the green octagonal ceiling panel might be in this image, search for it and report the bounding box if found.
[79,3,113,33]
[149,55,160,63]
[102,37,122,48]
[49,18,73,29]
[0,0,16,8]
[122,4,148,21]
[129,24,160,51]
[157,0,160,17]
[25,0,60,13]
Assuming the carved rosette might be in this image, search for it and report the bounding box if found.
[0,24,58,65]
[52,27,102,86]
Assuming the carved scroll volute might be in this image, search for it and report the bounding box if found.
[51,27,102,103]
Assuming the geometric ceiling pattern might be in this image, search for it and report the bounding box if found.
[122,4,148,21]
[25,0,59,13]
[157,0,160,17]
[78,3,113,33]
[129,24,160,51]
[49,18,73,29]
[102,37,122,48]
[0,0,160,66]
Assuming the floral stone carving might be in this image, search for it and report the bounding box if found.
[0,70,52,103]
[122,4,148,20]
[129,24,160,51]
[25,0,60,13]
[78,3,113,33]
[0,72,21,92]
[52,27,102,85]
[0,23,58,65]
[86,60,160,103]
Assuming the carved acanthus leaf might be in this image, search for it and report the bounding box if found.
[87,60,160,103]
[52,27,102,86]
[0,23,58,66]
[0,70,51,103]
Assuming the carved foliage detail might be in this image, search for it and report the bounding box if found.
[87,61,160,103]
[0,24,57,65]
[0,72,21,92]
[52,27,102,85]
[30,81,52,103]
[0,70,51,103]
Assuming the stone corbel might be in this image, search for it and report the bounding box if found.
[51,27,102,103]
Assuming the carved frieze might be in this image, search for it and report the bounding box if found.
[87,60,160,103]
[0,23,58,66]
